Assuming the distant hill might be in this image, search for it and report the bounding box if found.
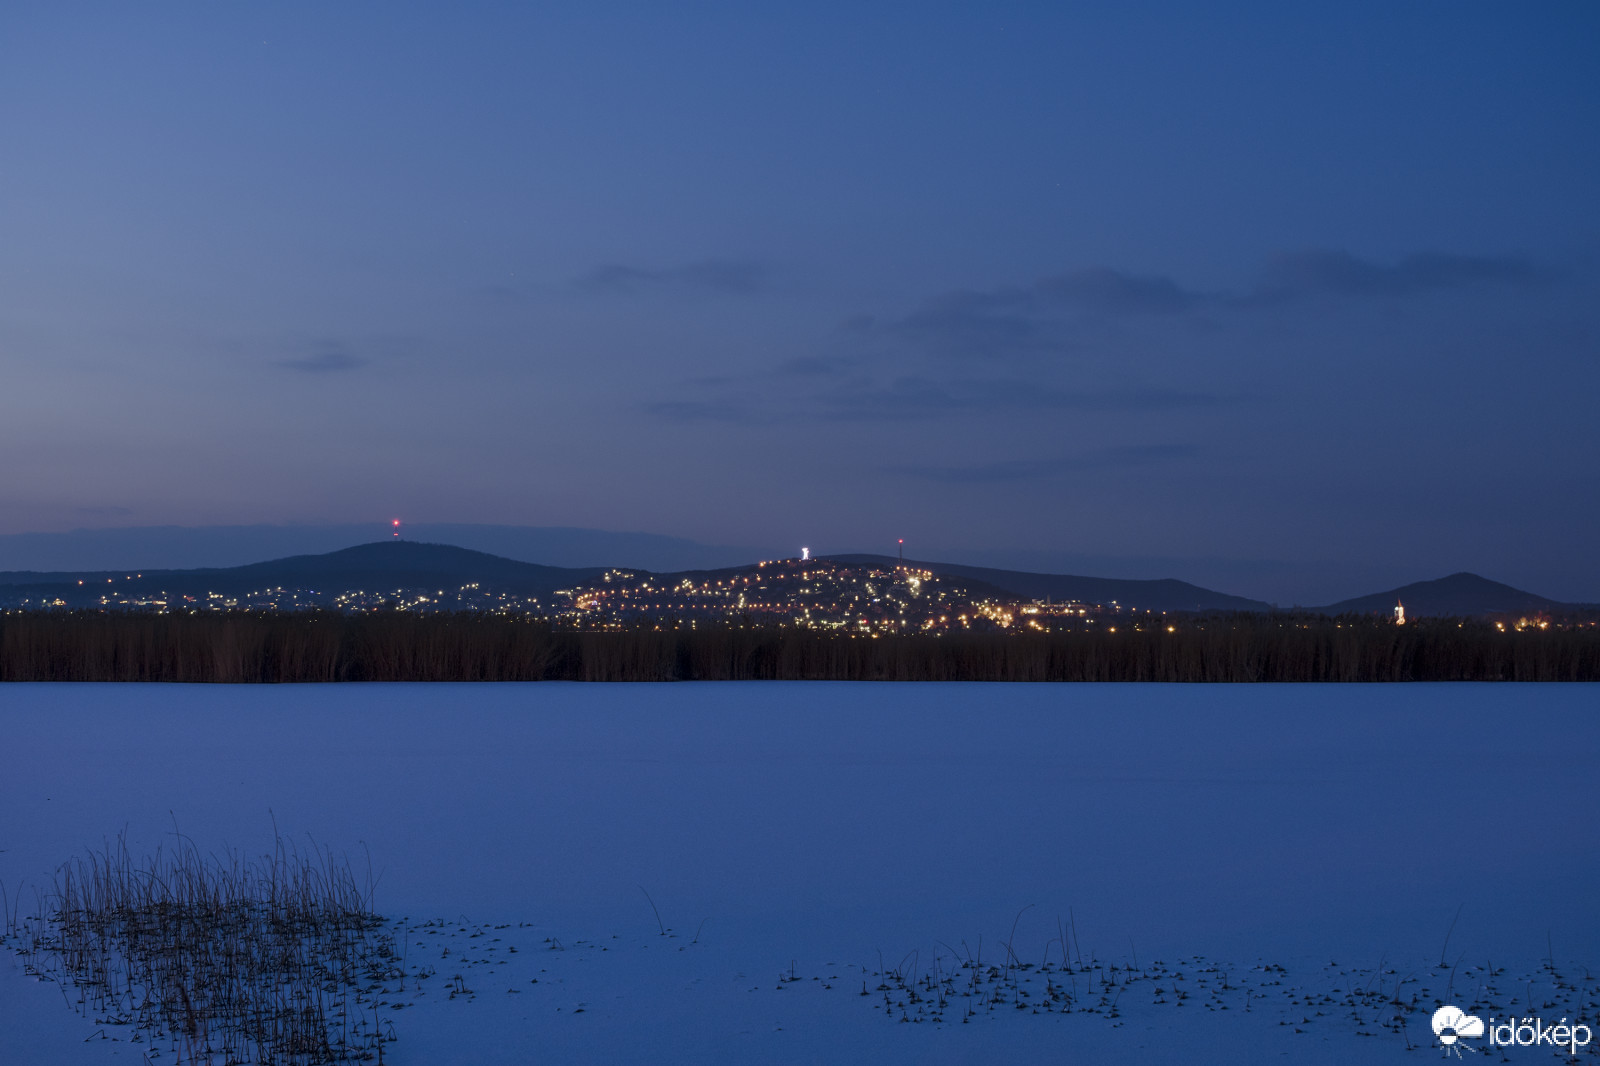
[0,543,1273,613]
[824,554,1273,613]
[0,523,754,572]
[1318,572,1570,617]
[2,542,1582,619]
[0,541,604,605]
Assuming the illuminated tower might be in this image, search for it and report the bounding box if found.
[392,519,401,539]
[801,547,810,561]
[898,538,904,568]
[1393,599,1405,625]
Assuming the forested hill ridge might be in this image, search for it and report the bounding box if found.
[0,540,1588,618]
[1317,572,1579,617]
[0,542,603,608]
[824,554,1272,613]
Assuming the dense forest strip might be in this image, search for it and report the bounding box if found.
[1,611,1596,682]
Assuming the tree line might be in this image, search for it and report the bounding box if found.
[1,610,1596,682]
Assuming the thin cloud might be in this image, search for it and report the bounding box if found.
[638,246,1540,427]
[894,291,1048,357]
[1253,250,1540,301]
[275,349,368,373]
[893,444,1200,483]
[926,268,1202,318]
[575,259,769,295]
[640,398,753,423]
[881,250,1543,358]
[774,354,861,377]
[812,378,1230,421]
[1039,268,1199,313]
[640,375,1231,425]
[887,268,1204,358]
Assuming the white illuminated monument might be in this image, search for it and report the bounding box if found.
[801,547,810,561]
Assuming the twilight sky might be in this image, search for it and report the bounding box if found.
[2,3,1597,604]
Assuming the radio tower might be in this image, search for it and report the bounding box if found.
[392,519,401,539]
[898,538,904,569]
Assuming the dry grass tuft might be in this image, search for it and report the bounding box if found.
[21,828,400,1064]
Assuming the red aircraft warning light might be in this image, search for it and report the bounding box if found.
[392,519,401,539]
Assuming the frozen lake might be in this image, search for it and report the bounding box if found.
[2,683,1596,1063]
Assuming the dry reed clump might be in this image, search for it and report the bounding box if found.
[21,829,400,1064]
[858,918,1600,1049]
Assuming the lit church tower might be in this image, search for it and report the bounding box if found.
[1393,599,1405,625]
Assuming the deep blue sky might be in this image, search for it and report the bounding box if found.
[3,3,1597,603]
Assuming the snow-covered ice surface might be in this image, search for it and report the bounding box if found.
[2,682,1597,1064]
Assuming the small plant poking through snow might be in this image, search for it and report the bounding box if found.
[19,828,401,1064]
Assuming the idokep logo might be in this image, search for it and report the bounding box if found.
[1433,1006,1483,1056]
[1432,1005,1594,1057]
